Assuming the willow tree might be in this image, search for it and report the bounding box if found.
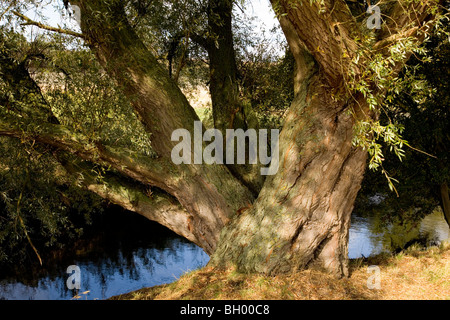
[1,0,446,276]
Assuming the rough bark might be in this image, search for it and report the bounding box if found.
[207,0,365,276]
[210,57,368,276]
[207,0,437,275]
[271,0,359,88]
[206,0,240,132]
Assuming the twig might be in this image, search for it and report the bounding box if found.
[12,10,85,39]
[0,1,15,21]
[16,191,43,266]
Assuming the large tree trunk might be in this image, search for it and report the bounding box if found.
[210,53,368,276]
[207,0,437,275]
[4,0,437,277]
[208,2,368,276]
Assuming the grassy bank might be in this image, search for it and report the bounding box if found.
[110,242,450,300]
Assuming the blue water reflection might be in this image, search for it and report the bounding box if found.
[0,207,448,300]
[0,239,209,300]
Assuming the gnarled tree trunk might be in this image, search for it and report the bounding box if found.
[210,53,368,276]
[60,0,440,274]
[2,0,438,277]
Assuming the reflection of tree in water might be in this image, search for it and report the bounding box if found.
[353,196,449,255]
[62,209,207,298]
[0,206,209,299]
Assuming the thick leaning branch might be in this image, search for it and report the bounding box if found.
[373,0,442,55]
[0,50,199,247]
[0,115,177,192]
[0,111,252,254]
[0,112,204,246]
[87,182,196,242]
[5,1,256,253]
[0,44,178,194]
[58,156,200,245]
[379,0,437,37]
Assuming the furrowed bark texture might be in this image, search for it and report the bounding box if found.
[208,0,438,276]
[210,59,368,276]
[208,0,367,276]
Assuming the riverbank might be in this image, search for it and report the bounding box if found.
[110,242,450,300]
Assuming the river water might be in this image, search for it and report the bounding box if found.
[0,206,448,300]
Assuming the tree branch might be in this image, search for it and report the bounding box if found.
[0,114,176,193]
[12,10,85,39]
[58,154,200,245]
[190,31,211,50]
[271,0,360,86]
[1,12,255,253]
[373,26,420,52]
[376,0,438,46]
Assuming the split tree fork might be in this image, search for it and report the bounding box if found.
[4,0,442,277]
